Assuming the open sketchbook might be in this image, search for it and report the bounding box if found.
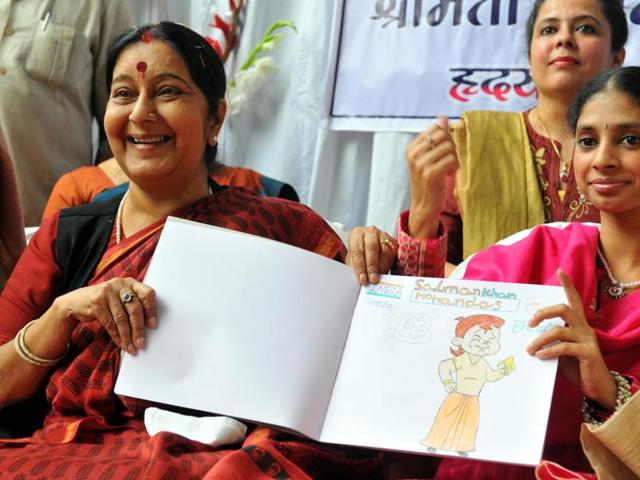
[115,217,566,466]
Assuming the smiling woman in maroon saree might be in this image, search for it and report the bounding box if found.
[0,187,382,479]
[0,21,382,480]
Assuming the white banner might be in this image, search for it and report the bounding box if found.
[327,0,640,132]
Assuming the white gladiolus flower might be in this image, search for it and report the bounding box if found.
[224,20,296,116]
[226,89,249,116]
[253,57,277,75]
[226,57,278,116]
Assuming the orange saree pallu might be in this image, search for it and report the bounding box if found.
[0,189,382,479]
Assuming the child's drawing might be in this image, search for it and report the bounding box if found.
[386,306,433,344]
[420,314,515,456]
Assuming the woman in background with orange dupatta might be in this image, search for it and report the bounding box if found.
[0,22,382,479]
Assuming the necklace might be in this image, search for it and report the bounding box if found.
[536,110,571,183]
[596,247,640,299]
[115,190,129,244]
[116,185,214,244]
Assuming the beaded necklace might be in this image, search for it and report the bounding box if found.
[597,247,640,299]
[115,191,128,244]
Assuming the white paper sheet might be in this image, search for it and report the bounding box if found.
[115,217,360,438]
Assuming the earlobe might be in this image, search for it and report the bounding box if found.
[612,48,626,68]
[207,99,227,146]
[207,121,218,146]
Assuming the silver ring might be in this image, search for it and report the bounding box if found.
[121,291,136,304]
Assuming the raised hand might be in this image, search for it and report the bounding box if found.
[407,116,458,239]
[527,269,617,410]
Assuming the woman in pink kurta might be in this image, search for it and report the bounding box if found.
[444,221,640,479]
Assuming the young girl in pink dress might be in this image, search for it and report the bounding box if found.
[434,65,640,479]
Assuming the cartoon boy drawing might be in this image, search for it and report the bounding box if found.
[420,314,515,456]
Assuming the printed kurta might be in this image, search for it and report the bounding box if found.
[396,110,601,273]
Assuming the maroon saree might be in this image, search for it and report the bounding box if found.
[0,188,382,479]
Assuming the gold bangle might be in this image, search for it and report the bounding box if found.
[14,320,69,367]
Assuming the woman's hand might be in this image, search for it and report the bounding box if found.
[407,116,458,239]
[527,269,617,410]
[345,226,398,285]
[53,277,157,355]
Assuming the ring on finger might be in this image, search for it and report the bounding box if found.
[424,134,436,150]
[379,238,396,250]
[121,291,136,304]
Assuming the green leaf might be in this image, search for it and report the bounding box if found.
[236,20,297,73]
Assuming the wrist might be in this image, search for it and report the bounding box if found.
[16,313,73,367]
[50,296,80,334]
[583,371,632,426]
[408,206,440,239]
[590,365,619,410]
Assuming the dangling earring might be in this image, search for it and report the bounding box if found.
[569,187,592,221]
[210,136,218,147]
[578,189,591,206]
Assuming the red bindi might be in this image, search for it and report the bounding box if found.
[141,31,153,43]
[136,61,147,76]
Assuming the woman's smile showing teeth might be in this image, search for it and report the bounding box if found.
[105,39,219,185]
[127,135,171,146]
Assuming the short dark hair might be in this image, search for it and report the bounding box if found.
[568,66,640,133]
[106,21,226,166]
[525,0,628,56]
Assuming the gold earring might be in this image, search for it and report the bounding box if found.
[578,189,591,206]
